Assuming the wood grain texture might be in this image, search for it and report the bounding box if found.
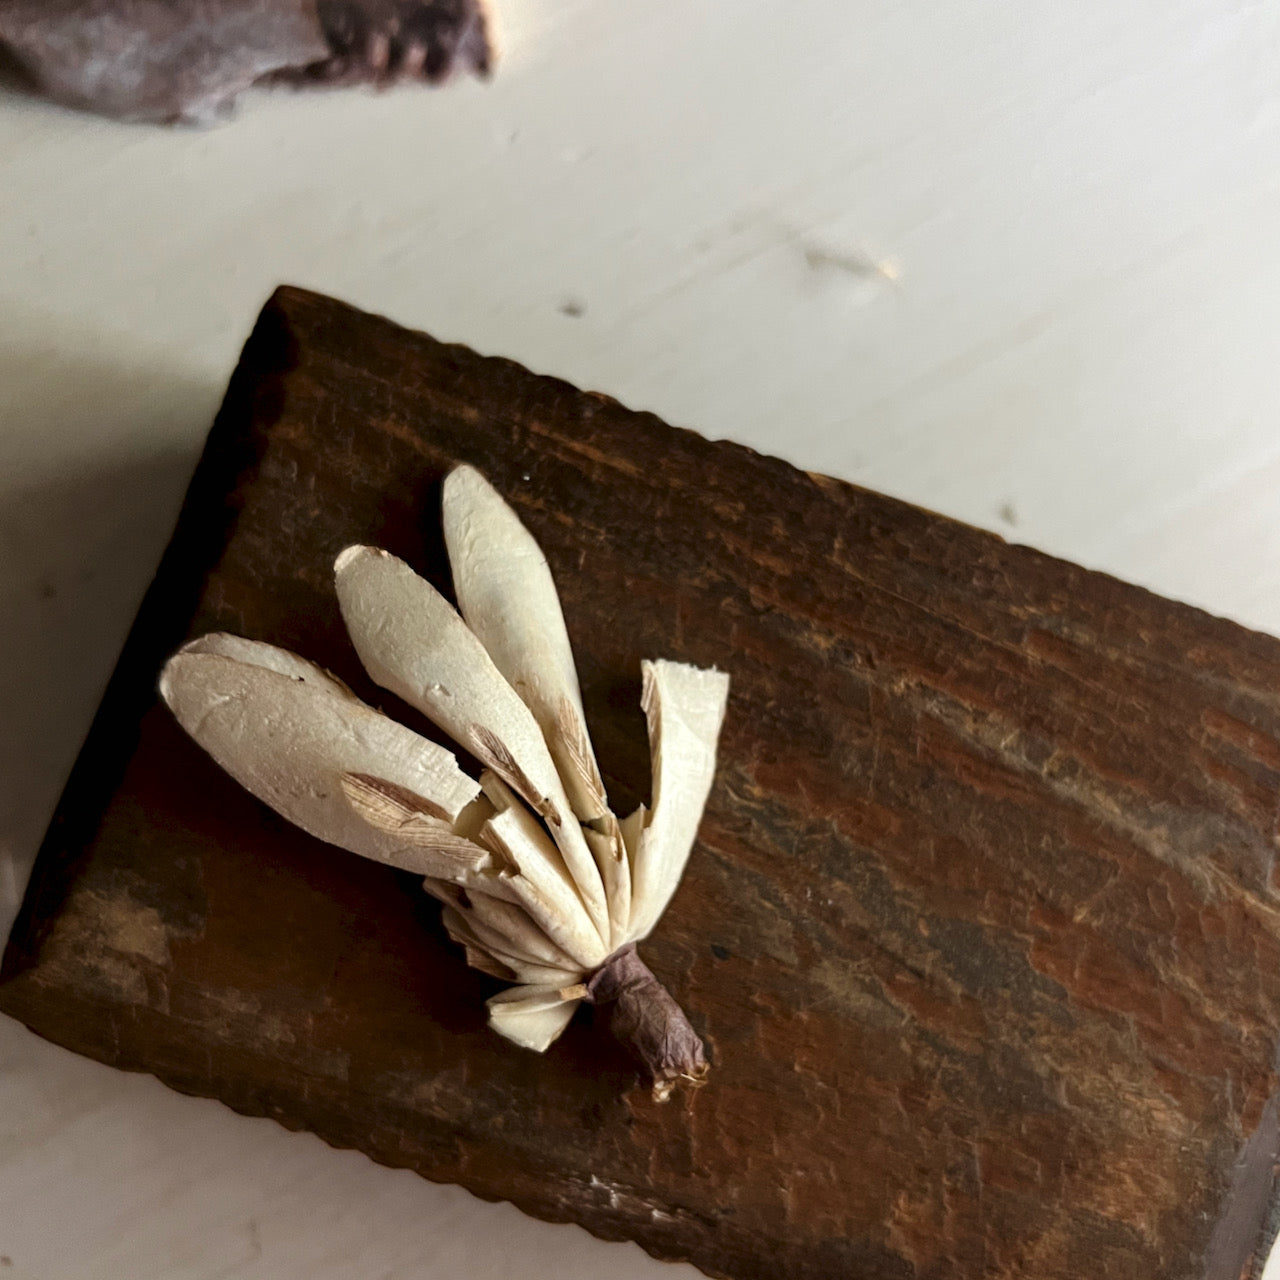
[4,286,1280,1280]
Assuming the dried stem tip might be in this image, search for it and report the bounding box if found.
[585,945,709,1102]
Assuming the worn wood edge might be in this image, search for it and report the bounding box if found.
[1251,1170,1280,1280]
[3,283,1280,1277]
[1208,1095,1280,1280]
[0,977,734,1278]
[1208,1100,1280,1280]
[0,295,292,983]
[276,282,1280,665]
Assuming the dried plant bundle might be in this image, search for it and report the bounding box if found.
[160,466,728,1097]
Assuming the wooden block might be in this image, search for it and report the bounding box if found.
[3,286,1280,1280]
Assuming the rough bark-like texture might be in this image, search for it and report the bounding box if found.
[0,0,489,123]
[4,286,1280,1279]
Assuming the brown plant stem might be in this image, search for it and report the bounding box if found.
[584,945,708,1102]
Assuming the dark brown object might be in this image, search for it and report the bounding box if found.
[0,0,488,123]
[586,945,709,1100]
[3,286,1280,1279]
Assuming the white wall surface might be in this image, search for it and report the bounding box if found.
[2,1,1280,1275]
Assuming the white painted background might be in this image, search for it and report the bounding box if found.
[3,1,1280,1275]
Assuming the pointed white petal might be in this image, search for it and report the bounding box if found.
[160,647,479,873]
[443,465,609,822]
[430,873,582,972]
[178,633,352,692]
[487,983,580,1012]
[338,772,492,878]
[468,890,581,973]
[334,545,609,934]
[486,985,580,1052]
[476,772,608,969]
[585,820,630,944]
[438,907,581,987]
[619,803,647,859]
[487,955,581,988]
[626,660,730,941]
[464,947,518,981]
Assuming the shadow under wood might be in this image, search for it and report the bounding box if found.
[0,448,206,949]
[0,38,36,96]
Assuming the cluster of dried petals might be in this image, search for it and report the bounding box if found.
[160,466,728,1095]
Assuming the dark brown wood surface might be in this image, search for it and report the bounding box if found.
[4,286,1280,1280]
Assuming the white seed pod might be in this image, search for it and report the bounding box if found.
[160,466,728,1094]
[334,544,611,944]
[443,465,610,825]
[485,984,582,1053]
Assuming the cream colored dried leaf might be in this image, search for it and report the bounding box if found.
[439,907,580,987]
[333,544,609,938]
[555,697,610,822]
[339,773,490,874]
[465,889,581,973]
[177,633,354,694]
[430,872,581,973]
[585,819,630,944]
[159,644,480,875]
[486,984,582,1053]
[443,465,610,823]
[476,772,607,969]
[462,943,517,981]
[627,659,730,941]
[467,724,547,821]
[619,803,647,860]
[340,771,452,825]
